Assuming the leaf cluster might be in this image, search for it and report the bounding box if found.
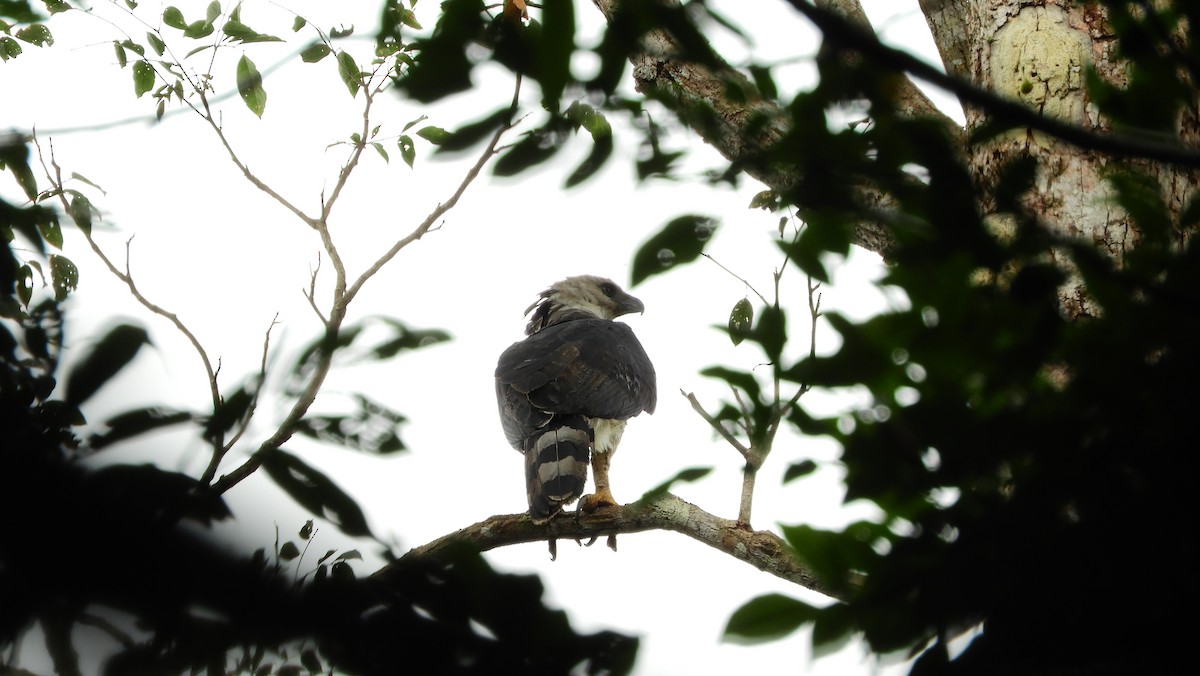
[706,4,1200,673]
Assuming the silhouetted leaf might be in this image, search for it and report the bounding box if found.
[436,108,511,153]
[631,214,718,285]
[396,0,484,102]
[294,394,407,455]
[90,406,192,450]
[64,324,149,407]
[205,385,253,440]
[362,318,451,360]
[279,541,300,560]
[262,449,371,536]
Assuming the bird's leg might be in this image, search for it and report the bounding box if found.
[580,449,618,513]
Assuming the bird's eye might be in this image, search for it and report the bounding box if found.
[600,282,617,297]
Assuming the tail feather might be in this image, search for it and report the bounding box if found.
[524,414,591,523]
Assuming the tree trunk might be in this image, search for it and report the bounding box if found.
[590,0,1198,313]
[952,0,1199,319]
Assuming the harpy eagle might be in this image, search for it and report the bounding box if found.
[495,276,657,523]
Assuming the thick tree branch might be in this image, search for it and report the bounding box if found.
[588,0,949,257]
[917,0,972,80]
[384,492,850,602]
[815,0,958,125]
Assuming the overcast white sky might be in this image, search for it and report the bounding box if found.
[3,1,961,674]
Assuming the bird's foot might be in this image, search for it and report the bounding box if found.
[579,489,618,515]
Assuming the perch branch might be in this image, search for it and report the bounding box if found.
[383,492,849,602]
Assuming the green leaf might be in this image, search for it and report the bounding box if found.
[534,0,575,109]
[223,20,283,44]
[724,593,817,644]
[299,520,314,540]
[397,8,421,29]
[371,142,389,163]
[118,39,145,57]
[436,109,511,153]
[43,0,71,15]
[336,50,360,97]
[782,459,818,483]
[292,16,306,32]
[398,135,414,168]
[16,23,52,47]
[299,42,331,63]
[183,19,214,39]
[132,59,155,98]
[415,126,450,145]
[48,254,77,301]
[636,467,712,505]
[205,1,221,23]
[749,190,780,211]
[16,265,33,307]
[68,192,94,234]
[64,324,151,406]
[401,115,428,133]
[37,218,62,249]
[728,298,753,346]
[162,6,187,30]
[236,54,267,118]
[811,604,855,656]
[262,448,372,536]
[564,132,612,188]
[631,214,719,286]
[781,521,883,584]
[0,37,23,61]
[753,305,787,362]
[146,31,166,56]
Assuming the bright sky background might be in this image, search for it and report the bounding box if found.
[3,1,963,674]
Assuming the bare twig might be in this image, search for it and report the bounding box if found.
[35,136,225,434]
[210,76,525,496]
[342,75,525,307]
[683,389,750,459]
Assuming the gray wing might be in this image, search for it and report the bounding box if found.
[495,319,656,450]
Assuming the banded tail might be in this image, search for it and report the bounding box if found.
[524,414,591,523]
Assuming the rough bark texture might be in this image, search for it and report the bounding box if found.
[958,0,1198,318]
[382,492,848,601]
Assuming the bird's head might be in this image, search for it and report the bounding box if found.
[524,275,644,334]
